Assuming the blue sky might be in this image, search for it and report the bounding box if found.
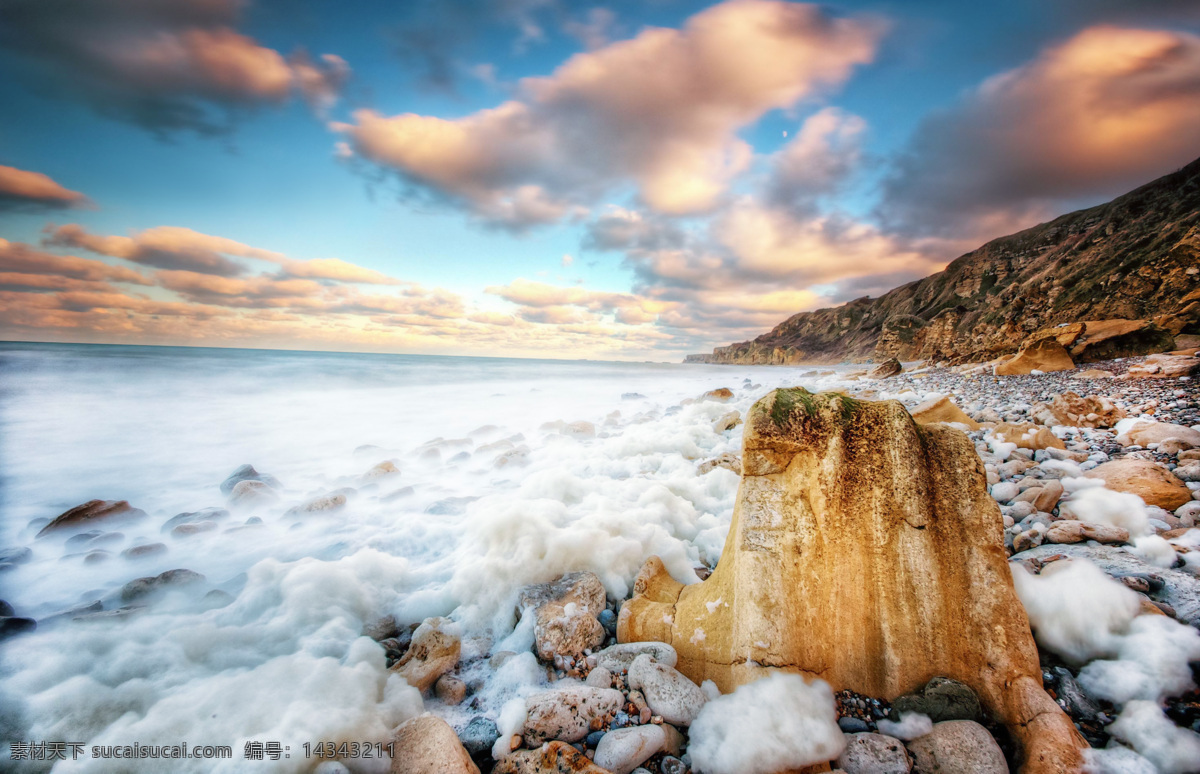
[1,0,1198,359]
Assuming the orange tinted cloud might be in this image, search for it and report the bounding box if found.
[0,165,90,211]
[335,0,883,228]
[883,25,1200,238]
[0,239,151,285]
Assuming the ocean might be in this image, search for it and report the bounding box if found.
[0,342,859,772]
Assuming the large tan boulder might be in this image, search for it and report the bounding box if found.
[392,714,479,774]
[392,617,460,693]
[910,396,979,430]
[992,422,1066,451]
[1117,420,1200,449]
[519,572,607,661]
[1084,459,1193,511]
[1125,353,1200,378]
[1031,392,1125,429]
[995,338,1074,376]
[617,388,1084,773]
[1068,319,1175,362]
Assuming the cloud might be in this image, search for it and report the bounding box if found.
[0,165,91,212]
[880,25,1200,239]
[336,0,884,229]
[0,239,151,286]
[0,0,350,135]
[766,108,866,212]
[563,7,616,50]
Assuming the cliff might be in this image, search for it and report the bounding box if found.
[701,157,1200,365]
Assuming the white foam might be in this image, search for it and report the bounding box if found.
[876,712,932,740]
[1059,487,1151,537]
[1107,701,1200,774]
[688,673,845,774]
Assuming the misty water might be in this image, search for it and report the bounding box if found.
[0,342,860,772]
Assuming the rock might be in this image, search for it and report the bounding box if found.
[1072,369,1116,379]
[1118,420,1200,449]
[120,542,167,559]
[594,725,668,774]
[435,674,467,705]
[458,716,499,758]
[892,677,982,724]
[702,388,734,401]
[519,572,607,662]
[598,608,618,637]
[0,547,32,565]
[171,521,217,537]
[0,616,37,641]
[120,569,205,602]
[585,666,612,689]
[1044,520,1129,545]
[1066,319,1175,362]
[697,454,741,475]
[836,732,912,774]
[839,716,872,733]
[1085,459,1193,511]
[361,460,400,483]
[1032,392,1125,429]
[284,493,346,517]
[593,642,678,673]
[906,720,1007,774]
[868,358,903,379]
[617,388,1085,773]
[627,654,706,726]
[563,421,596,439]
[995,338,1074,376]
[36,500,147,537]
[990,482,1019,503]
[220,464,281,495]
[522,686,624,746]
[161,507,229,533]
[391,714,479,774]
[228,479,279,508]
[1160,438,1197,455]
[492,741,609,774]
[1050,667,1101,723]
[991,422,1066,451]
[393,617,460,694]
[363,614,399,641]
[1013,530,1043,553]
[1126,353,1200,378]
[713,411,742,432]
[910,396,979,429]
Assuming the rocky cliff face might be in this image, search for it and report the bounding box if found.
[702,157,1200,364]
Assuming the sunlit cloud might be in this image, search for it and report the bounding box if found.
[334,0,884,229]
[0,165,91,212]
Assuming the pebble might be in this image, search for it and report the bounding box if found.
[836,732,912,774]
[626,654,707,726]
[593,725,667,774]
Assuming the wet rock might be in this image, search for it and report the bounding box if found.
[594,725,668,774]
[493,741,609,774]
[360,460,400,483]
[435,674,467,705]
[1050,667,1101,723]
[593,642,678,673]
[1085,459,1193,510]
[585,666,612,689]
[220,464,281,495]
[457,716,499,758]
[1032,392,1125,429]
[161,507,229,532]
[393,617,460,694]
[522,686,624,746]
[627,654,706,726]
[0,616,37,641]
[992,422,1066,451]
[228,479,280,508]
[1013,529,1044,553]
[36,500,147,537]
[891,677,982,724]
[0,547,32,565]
[171,522,217,537]
[120,568,205,602]
[519,572,606,661]
[0,600,12,616]
[906,720,1006,774]
[1045,520,1129,545]
[121,542,167,559]
[836,732,912,774]
[702,388,734,401]
[284,493,347,517]
[713,411,741,432]
[391,713,479,774]
[363,614,399,641]
[1118,420,1200,449]
[697,453,741,475]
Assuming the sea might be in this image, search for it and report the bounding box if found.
[0,342,862,772]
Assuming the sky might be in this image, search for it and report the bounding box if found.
[1,0,1198,361]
